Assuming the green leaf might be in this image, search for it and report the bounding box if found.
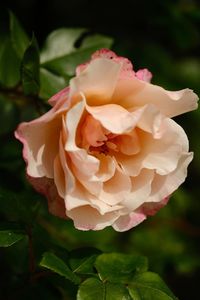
[77,278,104,300]
[40,28,87,63]
[69,247,101,275]
[105,283,133,300]
[81,34,113,49]
[0,11,21,88]
[0,230,25,247]
[0,94,19,135]
[9,11,29,59]
[128,272,178,300]
[95,253,148,284]
[41,31,114,77]
[0,37,20,87]
[40,252,80,284]
[21,35,40,95]
[39,67,67,100]
[77,278,132,300]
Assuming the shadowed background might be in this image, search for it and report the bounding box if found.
[0,0,200,299]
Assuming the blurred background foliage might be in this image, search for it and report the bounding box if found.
[0,0,200,299]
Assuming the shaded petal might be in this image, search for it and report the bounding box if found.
[115,129,140,155]
[94,154,116,182]
[81,114,108,148]
[112,211,146,232]
[65,180,122,215]
[141,196,170,216]
[112,79,143,109]
[147,152,193,203]
[64,100,100,178]
[136,104,165,138]
[121,169,154,211]
[99,169,132,205]
[66,205,120,230]
[54,154,65,198]
[64,181,91,211]
[75,175,103,197]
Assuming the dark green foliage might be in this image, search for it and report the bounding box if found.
[21,35,40,96]
[95,253,148,283]
[0,230,25,247]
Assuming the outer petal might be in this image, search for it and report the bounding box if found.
[76,48,136,79]
[142,85,198,117]
[147,152,193,203]
[15,112,61,178]
[66,205,120,230]
[112,77,198,116]
[70,58,121,105]
[112,211,146,232]
[48,87,70,107]
[15,87,71,178]
[141,196,170,216]
[135,68,152,82]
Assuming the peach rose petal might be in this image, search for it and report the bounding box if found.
[140,196,170,217]
[135,68,152,82]
[114,130,140,155]
[48,87,70,107]
[121,169,154,211]
[93,154,116,182]
[70,58,121,105]
[112,78,198,116]
[15,48,198,232]
[147,152,193,203]
[112,211,146,232]
[67,205,120,231]
[77,48,136,80]
[136,104,164,138]
[64,100,100,178]
[81,115,108,148]
[117,118,189,177]
[130,79,198,117]
[85,102,141,134]
[15,114,61,178]
[53,154,65,198]
[99,169,132,205]
[65,182,123,215]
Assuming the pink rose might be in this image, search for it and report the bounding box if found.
[15,49,198,231]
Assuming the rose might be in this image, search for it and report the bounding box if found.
[15,49,198,231]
